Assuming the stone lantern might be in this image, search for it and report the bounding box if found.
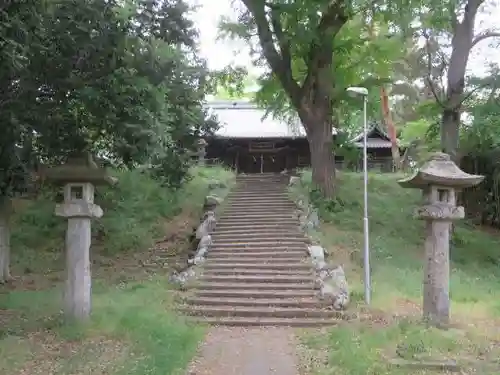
[196,138,207,166]
[398,152,483,327]
[45,153,116,321]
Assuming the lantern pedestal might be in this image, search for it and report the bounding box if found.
[398,153,483,327]
[46,154,115,321]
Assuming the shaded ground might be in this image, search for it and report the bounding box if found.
[187,327,301,375]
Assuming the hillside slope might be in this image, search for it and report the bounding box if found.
[295,171,500,374]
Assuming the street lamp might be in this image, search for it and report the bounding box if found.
[347,86,371,305]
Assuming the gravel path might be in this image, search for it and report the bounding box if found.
[186,327,301,375]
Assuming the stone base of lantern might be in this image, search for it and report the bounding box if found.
[56,202,103,321]
[423,220,451,327]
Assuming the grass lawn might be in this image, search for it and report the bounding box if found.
[0,165,235,375]
[294,171,500,374]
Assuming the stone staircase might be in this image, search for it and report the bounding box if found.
[182,173,339,326]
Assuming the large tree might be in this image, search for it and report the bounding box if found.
[417,0,500,161]
[0,0,215,282]
[220,1,405,197]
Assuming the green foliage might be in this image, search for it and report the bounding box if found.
[0,0,216,198]
[10,166,234,272]
[219,3,407,125]
[333,131,362,168]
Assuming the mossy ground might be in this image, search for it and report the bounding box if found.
[293,171,500,375]
[0,165,235,375]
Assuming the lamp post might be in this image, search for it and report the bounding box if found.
[347,86,371,305]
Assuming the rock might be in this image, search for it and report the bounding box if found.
[198,235,212,249]
[195,246,208,258]
[314,259,327,271]
[203,210,216,220]
[208,180,227,190]
[193,256,205,265]
[307,209,320,229]
[317,265,350,310]
[169,271,188,286]
[308,245,325,265]
[204,195,223,207]
[196,215,217,239]
[289,176,300,186]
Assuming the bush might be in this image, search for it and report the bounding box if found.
[10,165,235,271]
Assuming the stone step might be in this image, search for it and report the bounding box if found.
[222,209,296,216]
[226,198,293,203]
[206,257,306,264]
[213,229,301,236]
[226,193,289,198]
[184,296,322,308]
[212,234,304,241]
[196,282,315,291]
[182,305,339,319]
[223,203,294,209]
[214,223,299,230]
[195,289,315,299]
[203,262,311,271]
[211,241,306,248]
[188,316,337,327]
[215,220,299,227]
[224,207,296,213]
[209,246,305,254]
[202,268,313,277]
[199,274,314,284]
[220,212,296,218]
[208,251,306,259]
[219,217,297,223]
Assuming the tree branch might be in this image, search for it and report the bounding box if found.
[422,29,444,107]
[471,30,500,48]
[301,0,350,104]
[242,0,301,105]
[268,7,292,76]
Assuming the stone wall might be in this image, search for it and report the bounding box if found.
[288,175,350,311]
[169,179,230,289]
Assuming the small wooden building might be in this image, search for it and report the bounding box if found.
[349,122,402,172]
[203,101,400,173]
[204,100,337,174]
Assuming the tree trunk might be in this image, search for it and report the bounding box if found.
[0,199,11,283]
[380,87,401,170]
[306,119,336,198]
[440,108,461,163]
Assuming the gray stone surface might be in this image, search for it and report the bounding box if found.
[199,235,212,249]
[208,180,227,190]
[317,264,350,310]
[288,176,300,186]
[205,195,223,207]
[308,245,325,265]
[196,215,217,239]
[64,217,92,320]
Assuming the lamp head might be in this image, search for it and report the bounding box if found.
[347,86,369,97]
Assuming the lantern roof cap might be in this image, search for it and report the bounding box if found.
[398,152,484,189]
[44,152,117,186]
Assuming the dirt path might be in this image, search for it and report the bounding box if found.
[186,327,302,375]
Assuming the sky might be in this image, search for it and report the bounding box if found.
[190,0,500,78]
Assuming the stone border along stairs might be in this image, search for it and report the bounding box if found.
[180,173,345,327]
